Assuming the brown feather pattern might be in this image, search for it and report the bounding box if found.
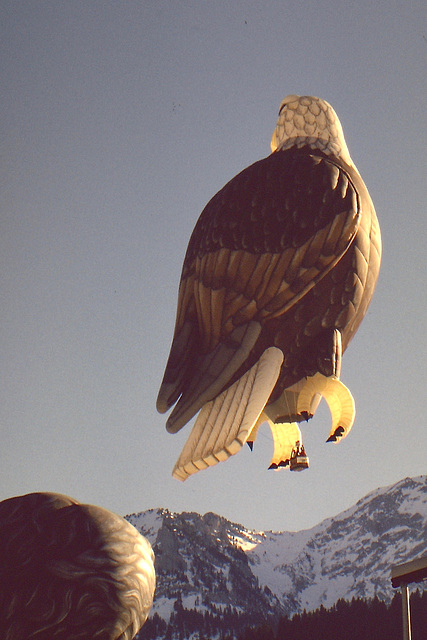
[157,144,381,434]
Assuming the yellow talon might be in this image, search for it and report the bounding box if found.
[297,373,355,442]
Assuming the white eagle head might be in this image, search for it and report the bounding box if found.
[271,94,352,166]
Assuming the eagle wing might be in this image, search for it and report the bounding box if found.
[157,148,361,434]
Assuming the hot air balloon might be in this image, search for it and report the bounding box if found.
[157,95,381,480]
[0,492,155,639]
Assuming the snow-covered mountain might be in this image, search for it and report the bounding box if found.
[126,475,427,628]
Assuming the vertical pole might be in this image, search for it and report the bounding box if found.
[401,584,411,640]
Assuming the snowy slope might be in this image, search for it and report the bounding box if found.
[126,476,427,621]
[245,476,427,612]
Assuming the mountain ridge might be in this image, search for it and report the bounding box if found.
[126,475,427,626]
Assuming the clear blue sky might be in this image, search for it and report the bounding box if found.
[1,1,426,532]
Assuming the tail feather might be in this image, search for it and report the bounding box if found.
[172,347,284,480]
[166,321,262,434]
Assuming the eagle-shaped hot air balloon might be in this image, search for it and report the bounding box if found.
[157,95,381,480]
[0,492,155,639]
